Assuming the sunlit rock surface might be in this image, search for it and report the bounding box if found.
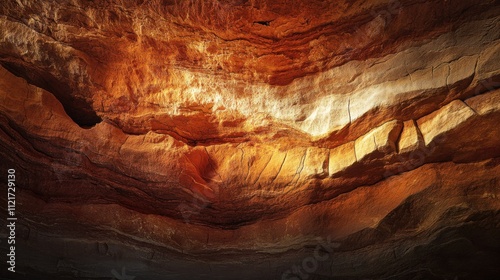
[0,0,499,279]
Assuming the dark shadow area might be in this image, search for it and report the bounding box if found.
[253,20,271,26]
[0,61,101,128]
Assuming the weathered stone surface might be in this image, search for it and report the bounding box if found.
[465,88,500,115]
[398,119,423,155]
[417,100,476,146]
[1,0,499,141]
[329,141,357,177]
[354,120,403,161]
[0,0,499,279]
[302,147,329,179]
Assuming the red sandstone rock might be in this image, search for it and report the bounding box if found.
[0,0,499,279]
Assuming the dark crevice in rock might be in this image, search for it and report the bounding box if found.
[253,20,272,26]
[0,61,101,128]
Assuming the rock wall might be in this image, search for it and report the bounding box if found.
[0,0,499,279]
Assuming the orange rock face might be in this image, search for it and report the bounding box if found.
[0,0,499,279]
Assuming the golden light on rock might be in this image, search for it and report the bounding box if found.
[0,0,499,279]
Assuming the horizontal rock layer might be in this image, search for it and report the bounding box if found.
[0,0,499,279]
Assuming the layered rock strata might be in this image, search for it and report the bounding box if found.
[0,0,499,279]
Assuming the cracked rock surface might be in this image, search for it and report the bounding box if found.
[0,0,499,279]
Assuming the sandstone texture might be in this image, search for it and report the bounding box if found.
[0,0,499,279]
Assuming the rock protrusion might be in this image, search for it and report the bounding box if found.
[417,100,476,146]
[354,120,403,161]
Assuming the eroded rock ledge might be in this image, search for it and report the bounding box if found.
[0,0,499,279]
